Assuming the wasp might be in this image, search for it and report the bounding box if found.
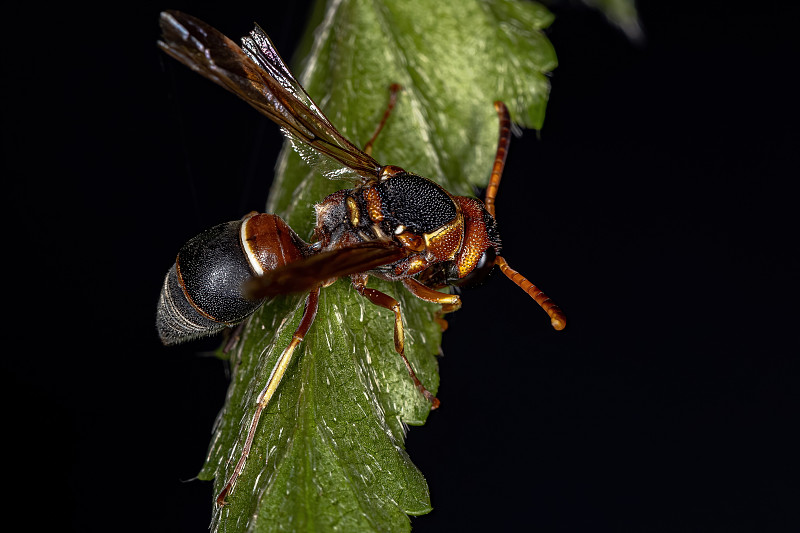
[156,11,566,505]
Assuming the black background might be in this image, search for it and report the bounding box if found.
[5,1,797,531]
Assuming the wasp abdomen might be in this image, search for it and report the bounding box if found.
[158,263,232,344]
[179,221,261,321]
[157,215,305,345]
[157,221,262,345]
[241,214,306,274]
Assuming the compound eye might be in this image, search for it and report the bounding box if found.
[452,247,497,288]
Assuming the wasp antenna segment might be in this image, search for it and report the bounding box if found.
[496,256,566,331]
[484,101,512,218]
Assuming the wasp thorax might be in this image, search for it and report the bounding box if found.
[376,174,457,235]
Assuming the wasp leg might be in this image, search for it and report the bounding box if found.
[401,278,462,331]
[221,321,247,354]
[216,288,320,506]
[363,83,402,156]
[351,274,440,409]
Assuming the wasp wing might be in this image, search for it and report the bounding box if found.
[245,241,408,299]
[158,10,381,183]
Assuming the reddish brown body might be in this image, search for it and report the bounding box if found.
[241,213,306,275]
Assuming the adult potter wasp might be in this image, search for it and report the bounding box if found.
[156,10,565,505]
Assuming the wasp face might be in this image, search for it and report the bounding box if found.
[416,198,502,288]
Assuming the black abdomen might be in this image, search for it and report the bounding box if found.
[176,221,263,323]
[157,220,264,345]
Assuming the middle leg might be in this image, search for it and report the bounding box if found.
[351,273,439,408]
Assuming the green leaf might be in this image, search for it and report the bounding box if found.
[198,0,556,531]
[581,0,644,42]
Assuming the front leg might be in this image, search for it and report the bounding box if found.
[401,277,461,331]
[350,273,439,408]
